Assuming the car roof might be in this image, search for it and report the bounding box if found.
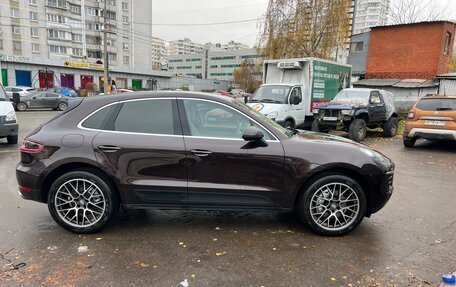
[420,94,456,99]
[82,91,236,105]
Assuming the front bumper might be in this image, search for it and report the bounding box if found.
[406,128,456,141]
[369,170,394,215]
[0,120,19,137]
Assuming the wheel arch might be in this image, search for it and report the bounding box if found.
[293,165,373,217]
[40,161,120,203]
[354,111,369,122]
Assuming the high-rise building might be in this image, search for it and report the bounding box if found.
[151,37,167,70]
[352,0,389,35]
[169,38,204,55]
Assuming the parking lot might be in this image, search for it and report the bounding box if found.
[1,111,455,287]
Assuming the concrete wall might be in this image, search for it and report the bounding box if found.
[366,22,456,79]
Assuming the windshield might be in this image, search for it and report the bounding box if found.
[0,85,8,101]
[251,85,291,104]
[234,101,293,138]
[332,90,370,105]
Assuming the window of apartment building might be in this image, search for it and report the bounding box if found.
[123,55,129,64]
[11,8,20,18]
[350,42,363,52]
[49,45,68,54]
[210,65,217,68]
[86,7,97,16]
[29,0,37,5]
[47,14,65,23]
[444,32,452,55]
[73,48,83,56]
[108,53,117,61]
[12,26,21,35]
[86,22,101,31]
[31,28,39,37]
[29,11,38,20]
[122,2,128,10]
[87,50,102,58]
[106,39,115,46]
[103,11,116,20]
[47,0,66,8]
[49,29,68,40]
[13,41,22,51]
[122,16,129,23]
[195,65,202,69]
[122,29,129,37]
[72,34,82,43]
[86,35,102,45]
[70,4,81,14]
[123,42,129,50]
[32,43,40,52]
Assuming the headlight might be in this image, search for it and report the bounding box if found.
[341,110,354,116]
[360,147,392,168]
[267,111,278,119]
[313,108,319,114]
[6,111,17,122]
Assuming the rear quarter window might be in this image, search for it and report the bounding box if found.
[81,104,117,130]
[416,98,456,111]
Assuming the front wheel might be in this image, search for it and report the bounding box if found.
[383,117,398,137]
[58,102,68,111]
[349,119,367,142]
[298,173,366,236]
[48,170,118,233]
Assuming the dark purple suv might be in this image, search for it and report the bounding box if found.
[16,92,394,236]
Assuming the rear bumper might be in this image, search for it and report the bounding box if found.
[406,128,456,140]
[16,163,45,203]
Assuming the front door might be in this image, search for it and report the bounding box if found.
[287,86,305,125]
[369,91,386,123]
[178,98,285,207]
[92,98,188,205]
[29,92,48,108]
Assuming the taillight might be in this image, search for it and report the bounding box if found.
[20,139,45,153]
[407,110,416,119]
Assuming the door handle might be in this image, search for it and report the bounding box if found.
[190,149,212,157]
[98,145,122,152]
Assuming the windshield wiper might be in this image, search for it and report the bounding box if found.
[260,99,283,104]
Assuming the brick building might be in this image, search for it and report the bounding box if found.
[365,21,456,80]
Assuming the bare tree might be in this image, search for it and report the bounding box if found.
[258,0,351,60]
[233,60,262,93]
[389,0,452,24]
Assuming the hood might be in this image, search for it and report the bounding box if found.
[317,102,365,110]
[247,102,284,115]
[0,101,15,115]
[293,130,365,147]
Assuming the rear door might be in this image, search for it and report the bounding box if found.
[91,98,188,205]
[45,92,60,108]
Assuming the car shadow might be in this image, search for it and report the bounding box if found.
[411,139,456,152]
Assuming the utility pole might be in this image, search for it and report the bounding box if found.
[103,0,109,94]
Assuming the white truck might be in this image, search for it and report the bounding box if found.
[247,58,352,129]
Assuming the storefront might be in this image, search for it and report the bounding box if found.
[15,70,32,86]
[60,73,75,88]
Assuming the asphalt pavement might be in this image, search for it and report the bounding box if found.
[0,111,455,287]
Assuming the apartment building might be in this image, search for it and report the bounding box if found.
[169,38,204,55]
[168,46,261,82]
[0,0,160,89]
[352,0,389,35]
[151,37,167,70]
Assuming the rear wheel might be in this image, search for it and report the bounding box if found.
[58,102,68,111]
[403,137,416,148]
[349,119,367,142]
[16,102,27,111]
[383,117,398,137]
[48,170,118,233]
[311,119,320,132]
[298,173,366,236]
[7,135,18,144]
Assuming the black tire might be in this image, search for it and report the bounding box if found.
[16,102,27,112]
[57,102,68,111]
[383,117,398,137]
[403,137,416,148]
[47,169,119,233]
[7,135,18,145]
[349,119,367,142]
[284,120,294,129]
[297,173,366,236]
[311,119,320,132]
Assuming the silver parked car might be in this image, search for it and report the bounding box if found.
[15,91,68,111]
[5,86,36,99]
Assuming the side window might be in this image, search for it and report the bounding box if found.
[82,104,117,130]
[12,88,22,92]
[290,87,302,102]
[370,91,382,104]
[36,92,46,98]
[182,99,272,140]
[112,99,178,135]
[46,92,57,98]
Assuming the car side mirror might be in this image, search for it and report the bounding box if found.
[12,92,20,104]
[242,126,268,146]
[290,94,301,105]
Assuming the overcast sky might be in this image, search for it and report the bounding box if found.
[150,0,456,47]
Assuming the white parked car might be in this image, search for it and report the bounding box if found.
[5,86,36,99]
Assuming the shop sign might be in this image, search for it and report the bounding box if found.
[0,54,30,63]
[64,60,104,70]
